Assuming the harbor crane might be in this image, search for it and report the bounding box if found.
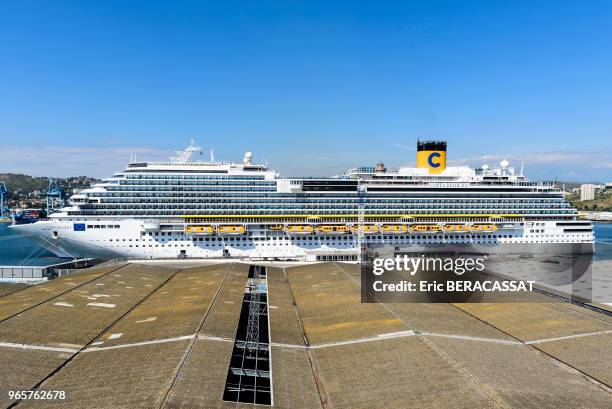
[45,178,64,215]
[0,182,8,218]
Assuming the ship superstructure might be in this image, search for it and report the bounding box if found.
[11,141,594,261]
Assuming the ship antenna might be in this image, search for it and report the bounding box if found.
[210,149,215,163]
[172,139,202,163]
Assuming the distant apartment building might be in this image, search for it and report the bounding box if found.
[580,184,595,201]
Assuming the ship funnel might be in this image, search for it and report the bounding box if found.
[416,140,447,174]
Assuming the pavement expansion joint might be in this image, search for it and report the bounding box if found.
[420,332,523,346]
[83,334,195,352]
[0,341,80,354]
[524,329,612,345]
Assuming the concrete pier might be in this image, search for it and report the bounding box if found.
[0,262,610,408]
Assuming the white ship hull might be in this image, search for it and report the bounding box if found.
[11,218,595,262]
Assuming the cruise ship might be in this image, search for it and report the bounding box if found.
[11,141,594,261]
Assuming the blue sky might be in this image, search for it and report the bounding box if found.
[0,1,611,181]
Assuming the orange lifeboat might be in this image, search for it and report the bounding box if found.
[351,224,379,234]
[381,225,409,234]
[286,225,314,234]
[217,225,246,235]
[316,225,350,234]
[185,225,214,235]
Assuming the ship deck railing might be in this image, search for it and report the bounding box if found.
[180,214,525,225]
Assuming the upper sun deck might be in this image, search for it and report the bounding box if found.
[118,141,275,178]
[123,161,270,174]
[344,158,534,185]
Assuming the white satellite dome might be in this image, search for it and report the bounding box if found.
[500,159,509,168]
[244,152,253,163]
[481,164,489,170]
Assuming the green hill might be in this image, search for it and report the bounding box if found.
[0,173,99,202]
[567,191,612,212]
